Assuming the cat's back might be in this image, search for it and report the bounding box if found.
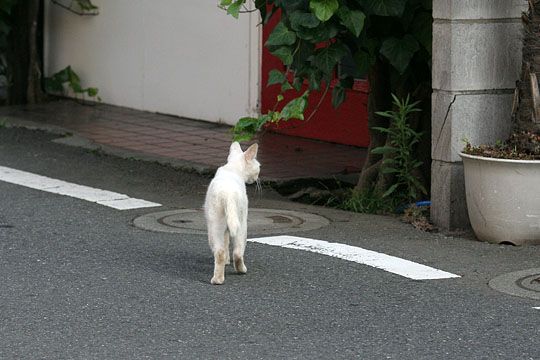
[206,167,246,199]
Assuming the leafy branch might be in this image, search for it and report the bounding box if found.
[45,65,101,102]
[220,0,430,142]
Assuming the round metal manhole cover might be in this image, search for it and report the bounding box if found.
[489,268,540,301]
[133,208,330,235]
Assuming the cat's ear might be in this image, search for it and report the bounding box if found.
[229,142,243,155]
[244,143,258,161]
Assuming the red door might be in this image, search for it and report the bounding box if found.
[262,13,370,148]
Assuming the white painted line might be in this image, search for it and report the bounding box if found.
[533,307,540,310]
[0,165,161,210]
[249,235,461,280]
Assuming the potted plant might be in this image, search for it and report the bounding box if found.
[460,2,540,245]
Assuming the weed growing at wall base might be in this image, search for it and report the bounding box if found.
[372,94,426,203]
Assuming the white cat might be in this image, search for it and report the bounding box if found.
[204,142,260,285]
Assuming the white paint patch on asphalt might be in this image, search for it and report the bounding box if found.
[0,165,161,210]
[249,235,461,280]
[533,307,540,310]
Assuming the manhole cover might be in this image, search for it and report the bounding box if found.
[133,208,330,235]
[489,268,540,300]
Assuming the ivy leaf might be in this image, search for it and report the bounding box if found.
[380,35,419,74]
[337,7,366,37]
[353,50,371,77]
[219,0,233,6]
[87,87,99,97]
[331,85,346,108]
[363,0,406,17]
[44,78,63,93]
[307,70,322,91]
[270,46,294,65]
[295,21,339,43]
[234,117,259,135]
[226,0,244,19]
[410,11,433,54]
[276,0,306,12]
[281,91,309,120]
[267,69,286,86]
[281,82,294,91]
[266,21,297,46]
[70,82,83,93]
[289,11,320,31]
[309,0,339,22]
[292,77,303,91]
[313,43,348,75]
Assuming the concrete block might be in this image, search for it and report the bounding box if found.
[432,91,514,162]
[433,21,523,91]
[430,160,470,230]
[433,0,527,20]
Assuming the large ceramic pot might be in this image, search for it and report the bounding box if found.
[460,153,540,245]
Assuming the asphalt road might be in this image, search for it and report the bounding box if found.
[0,127,539,359]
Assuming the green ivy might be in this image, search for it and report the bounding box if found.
[220,0,432,142]
[45,65,100,102]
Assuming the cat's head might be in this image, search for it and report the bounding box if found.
[228,142,260,184]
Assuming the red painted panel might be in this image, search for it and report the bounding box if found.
[261,11,370,147]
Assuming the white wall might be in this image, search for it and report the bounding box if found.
[44,0,261,125]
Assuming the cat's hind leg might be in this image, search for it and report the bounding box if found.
[211,248,227,285]
[232,220,248,274]
[208,221,227,285]
[224,230,230,265]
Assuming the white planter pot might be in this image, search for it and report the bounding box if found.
[460,153,540,245]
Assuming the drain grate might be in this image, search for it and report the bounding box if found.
[133,208,330,235]
[489,268,540,300]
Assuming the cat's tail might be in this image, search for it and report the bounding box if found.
[224,196,241,239]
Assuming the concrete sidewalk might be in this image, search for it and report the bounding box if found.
[0,100,367,183]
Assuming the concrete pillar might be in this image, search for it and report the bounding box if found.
[431,0,528,230]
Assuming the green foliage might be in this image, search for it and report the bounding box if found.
[309,0,339,22]
[232,91,309,141]
[219,0,432,142]
[45,65,101,101]
[372,94,426,202]
[339,188,396,214]
[219,0,245,19]
[379,35,420,74]
[73,0,98,12]
[363,0,406,17]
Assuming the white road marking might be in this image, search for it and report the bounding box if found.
[533,307,540,310]
[0,165,161,210]
[249,235,460,280]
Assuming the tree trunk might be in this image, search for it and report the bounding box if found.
[509,0,540,155]
[6,0,44,104]
[515,0,540,132]
[355,59,392,191]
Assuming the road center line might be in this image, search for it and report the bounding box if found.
[249,235,460,280]
[0,165,161,210]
